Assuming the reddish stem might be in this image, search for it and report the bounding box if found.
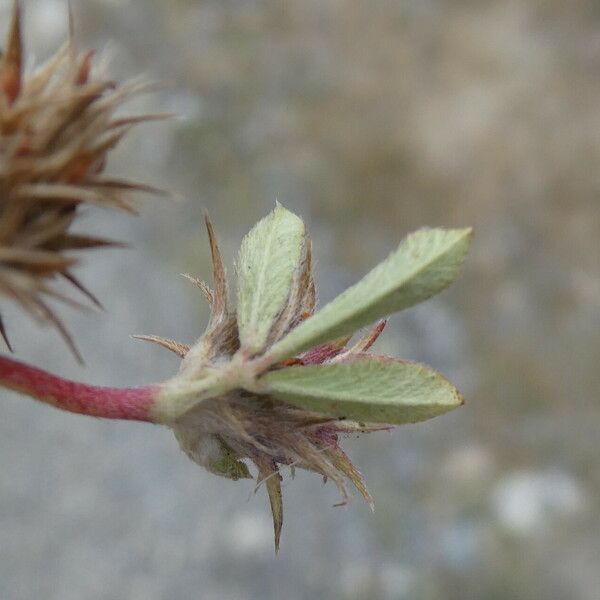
[0,355,158,421]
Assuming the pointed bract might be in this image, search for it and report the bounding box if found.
[257,464,284,553]
[178,217,239,378]
[132,335,190,358]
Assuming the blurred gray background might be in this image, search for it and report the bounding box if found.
[1,1,599,598]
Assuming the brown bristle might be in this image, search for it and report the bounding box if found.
[0,1,162,356]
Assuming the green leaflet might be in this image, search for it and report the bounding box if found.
[260,356,464,425]
[236,204,306,355]
[265,227,472,363]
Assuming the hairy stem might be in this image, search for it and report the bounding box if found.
[0,355,158,421]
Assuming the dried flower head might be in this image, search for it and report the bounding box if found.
[0,1,161,357]
[0,204,471,551]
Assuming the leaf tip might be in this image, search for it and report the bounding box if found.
[460,226,474,244]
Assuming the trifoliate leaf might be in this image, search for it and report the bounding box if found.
[260,355,464,425]
[236,204,306,355]
[266,227,472,362]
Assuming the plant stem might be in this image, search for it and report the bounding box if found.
[0,355,158,421]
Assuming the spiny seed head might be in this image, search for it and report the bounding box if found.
[0,1,162,357]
